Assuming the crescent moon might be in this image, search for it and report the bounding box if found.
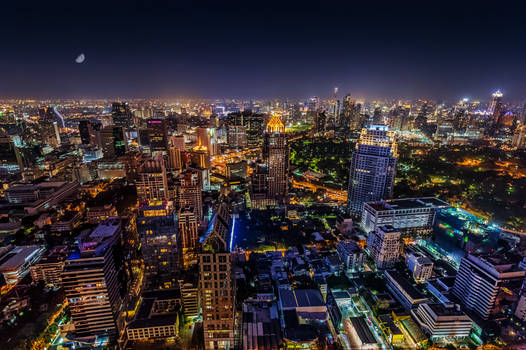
[75,53,85,64]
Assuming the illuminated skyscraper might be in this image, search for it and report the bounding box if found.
[112,102,134,128]
[100,125,127,159]
[137,201,180,290]
[167,145,182,171]
[178,170,203,220]
[62,219,127,338]
[196,127,218,155]
[147,118,169,154]
[488,90,504,134]
[136,155,169,202]
[199,203,234,350]
[348,125,398,213]
[263,113,288,200]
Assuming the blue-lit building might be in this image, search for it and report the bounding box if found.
[347,125,398,214]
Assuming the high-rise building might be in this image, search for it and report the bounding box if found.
[178,207,198,266]
[62,218,127,337]
[196,127,219,155]
[112,102,134,128]
[78,120,101,146]
[366,225,401,269]
[199,203,234,350]
[100,125,127,159]
[263,114,288,200]
[488,90,504,134]
[38,108,62,147]
[178,170,203,220]
[167,145,183,172]
[178,206,198,250]
[137,201,180,290]
[347,125,398,213]
[227,111,264,148]
[147,118,169,154]
[452,254,525,320]
[227,125,247,149]
[136,155,169,202]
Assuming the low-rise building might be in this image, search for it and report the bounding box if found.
[412,303,473,340]
[30,245,69,287]
[385,270,428,309]
[0,245,44,285]
[361,197,450,236]
[336,240,364,275]
[406,251,433,283]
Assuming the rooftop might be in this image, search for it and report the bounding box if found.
[280,289,325,309]
[0,246,42,271]
[366,197,450,212]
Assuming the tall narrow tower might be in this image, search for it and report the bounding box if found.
[263,113,288,200]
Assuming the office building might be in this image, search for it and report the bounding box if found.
[126,290,180,341]
[178,170,203,221]
[227,125,247,149]
[199,203,234,350]
[385,270,429,309]
[62,218,127,337]
[112,102,134,128]
[348,125,397,213]
[366,225,401,269]
[100,125,127,159]
[147,118,169,154]
[178,207,198,250]
[412,303,473,340]
[136,156,169,202]
[196,127,219,155]
[138,201,180,290]
[336,240,364,274]
[167,146,182,172]
[30,245,69,287]
[263,113,288,200]
[0,245,44,285]
[453,254,526,319]
[406,251,434,283]
[361,197,449,235]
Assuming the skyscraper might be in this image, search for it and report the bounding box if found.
[488,90,504,134]
[112,102,134,128]
[135,155,169,202]
[178,206,198,266]
[452,254,525,320]
[263,113,288,200]
[178,170,203,221]
[348,125,397,213]
[147,118,169,154]
[167,145,183,172]
[199,203,234,350]
[100,125,127,159]
[196,127,218,155]
[137,201,180,290]
[61,218,127,338]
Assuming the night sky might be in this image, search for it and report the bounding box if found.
[3,0,526,101]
